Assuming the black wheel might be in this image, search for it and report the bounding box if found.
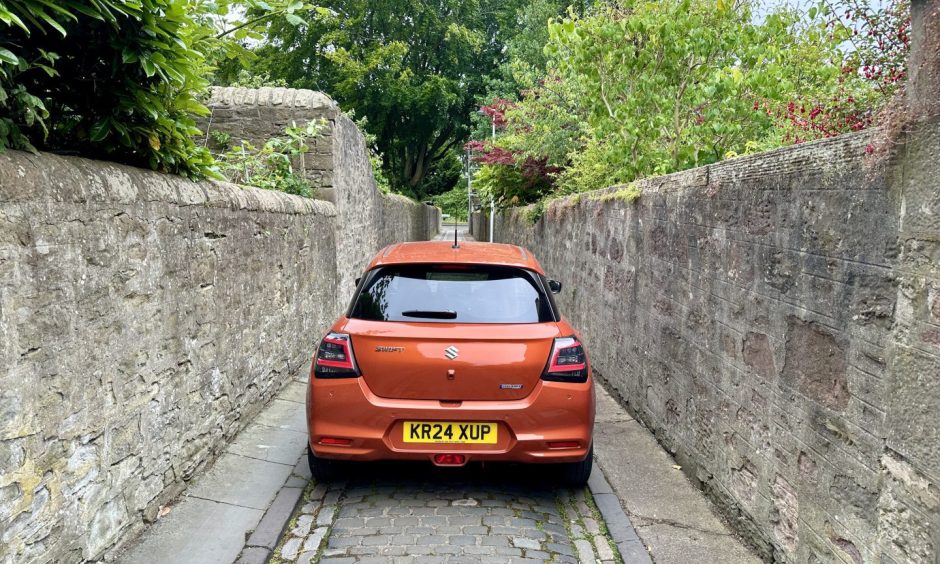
[307,445,343,482]
[557,443,593,486]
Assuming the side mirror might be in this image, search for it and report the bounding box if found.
[548,279,562,294]
[355,277,361,286]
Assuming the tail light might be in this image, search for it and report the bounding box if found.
[319,437,352,446]
[314,332,360,378]
[542,336,588,383]
[433,453,467,466]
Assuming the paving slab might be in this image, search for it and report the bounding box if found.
[117,497,263,564]
[633,522,763,563]
[593,382,761,564]
[251,397,308,431]
[116,376,311,564]
[279,379,309,404]
[185,451,295,510]
[226,421,308,466]
[246,486,306,549]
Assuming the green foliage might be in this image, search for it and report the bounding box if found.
[200,0,323,85]
[215,119,325,198]
[475,0,878,206]
[542,1,847,192]
[247,0,528,198]
[431,183,470,221]
[211,130,232,150]
[0,0,216,177]
[472,159,557,208]
[0,0,315,178]
[226,70,288,89]
[415,151,464,201]
[522,200,545,225]
[468,0,578,142]
[589,184,642,204]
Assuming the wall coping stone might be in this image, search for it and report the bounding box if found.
[0,150,336,218]
[207,87,339,112]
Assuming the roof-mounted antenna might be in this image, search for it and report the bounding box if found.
[452,216,459,249]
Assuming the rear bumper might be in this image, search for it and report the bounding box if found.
[307,375,595,464]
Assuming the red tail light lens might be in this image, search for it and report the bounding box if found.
[314,332,360,378]
[433,453,467,466]
[542,337,588,383]
[319,437,352,446]
[547,441,581,449]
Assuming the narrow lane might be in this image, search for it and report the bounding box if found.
[435,222,472,242]
[273,224,619,563]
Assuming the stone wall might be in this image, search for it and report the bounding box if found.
[0,152,337,562]
[470,210,490,243]
[382,193,441,245]
[0,87,440,563]
[496,41,940,561]
[203,87,441,305]
[494,8,940,559]
[880,6,940,562]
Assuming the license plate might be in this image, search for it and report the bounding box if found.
[403,421,497,444]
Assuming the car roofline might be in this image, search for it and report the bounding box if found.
[366,241,546,275]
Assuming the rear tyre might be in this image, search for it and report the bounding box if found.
[307,445,343,482]
[557,443,593,486]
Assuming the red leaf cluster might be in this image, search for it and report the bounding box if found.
[480,98,516,129]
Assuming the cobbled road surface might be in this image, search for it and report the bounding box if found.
[271,462,620,564]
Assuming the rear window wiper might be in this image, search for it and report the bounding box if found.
[400,310,458,319]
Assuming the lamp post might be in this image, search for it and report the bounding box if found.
[488,115,495,243]
[465,148,472,233]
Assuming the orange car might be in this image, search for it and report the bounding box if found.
[306,241,595,484]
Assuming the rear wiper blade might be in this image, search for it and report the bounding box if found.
[401,310,457,319]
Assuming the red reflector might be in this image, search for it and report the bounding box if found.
[319,437,352,446]
[433,453,466,466]
[547,441,580,449]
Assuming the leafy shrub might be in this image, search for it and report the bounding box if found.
[432,183,470,221]
[0,0,316,179]
[0,0,216,178]
[214,119,325,198]
[521,200,545,225]
[470,0,907,208]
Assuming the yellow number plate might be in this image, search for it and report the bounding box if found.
[403,421,497,444]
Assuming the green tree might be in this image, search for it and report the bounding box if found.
[543,1,849,191]
[247,0,525,199]
[472,0,866,203]
[432,182,470,221]
[468,0,580,143]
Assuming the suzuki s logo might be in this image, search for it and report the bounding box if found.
[444,346,459,360]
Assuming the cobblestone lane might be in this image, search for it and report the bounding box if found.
[272,463,620,564]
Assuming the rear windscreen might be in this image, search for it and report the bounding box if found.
[349,264,555,324]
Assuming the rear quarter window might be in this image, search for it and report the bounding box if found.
[349,264,556,324]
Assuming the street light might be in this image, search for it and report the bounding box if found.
[465,147,472,231]
[487,112,495,243]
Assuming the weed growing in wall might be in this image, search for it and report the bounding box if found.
[589,184,642,205]
[214,119,325,198]
[522,200,546,225]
